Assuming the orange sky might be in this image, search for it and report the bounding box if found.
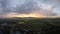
[1,12,57,18]
[3,13,44,18]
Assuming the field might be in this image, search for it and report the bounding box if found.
[0,17,60,29]
[0,17,60,34]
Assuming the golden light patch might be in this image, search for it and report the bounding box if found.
[1,12,57,18]
[3,12,46,18]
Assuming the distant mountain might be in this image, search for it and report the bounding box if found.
[0,17,59,19]
[13,17,35,18]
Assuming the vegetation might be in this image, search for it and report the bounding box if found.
[0,18,60,29]
[0,18,60,34]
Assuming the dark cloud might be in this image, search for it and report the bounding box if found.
[0,0,58,17]
[15,0,37,14]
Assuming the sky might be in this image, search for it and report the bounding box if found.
[0,0,60,18]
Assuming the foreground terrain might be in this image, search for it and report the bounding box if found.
[0,17,60,34]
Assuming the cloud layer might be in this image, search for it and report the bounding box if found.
[0,0,60,18]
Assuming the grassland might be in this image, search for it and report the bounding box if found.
[0,17,60,30]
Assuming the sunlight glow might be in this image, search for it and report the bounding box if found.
[4,12,46,18]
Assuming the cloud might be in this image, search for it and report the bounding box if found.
[0,0,59,18]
